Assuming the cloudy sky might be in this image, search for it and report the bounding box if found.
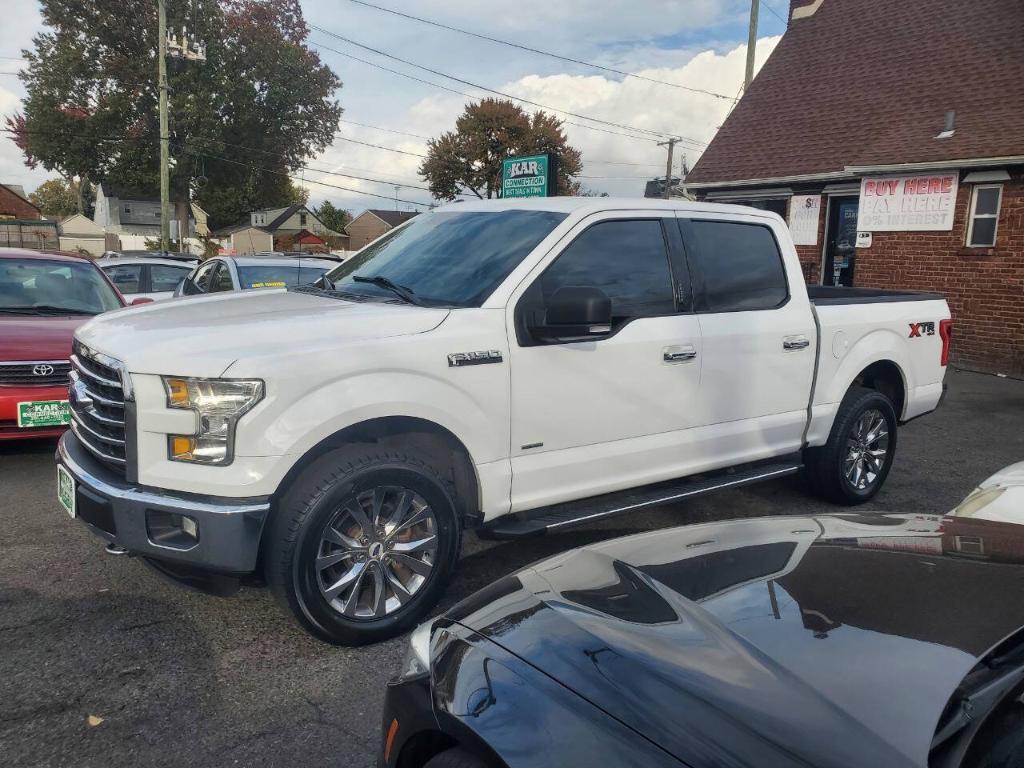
[0,0,786,216]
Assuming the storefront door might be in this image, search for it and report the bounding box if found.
[823,196,859,286]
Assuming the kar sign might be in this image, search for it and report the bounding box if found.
[857,173,958,231]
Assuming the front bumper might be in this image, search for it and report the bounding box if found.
[57,431,271,574]
[0,383,70,440]
[380,673,436,767]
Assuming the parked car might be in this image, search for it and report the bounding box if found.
[172,255,335,297]
[99,250,198,263]
[56,198,951,644]
[382,513,1024,768]
[0,248,125,440]
[99,256,197,302]
[950,460,1024,524]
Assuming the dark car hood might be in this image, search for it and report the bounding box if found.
[0,315,91,362]
[450,514,1024,767]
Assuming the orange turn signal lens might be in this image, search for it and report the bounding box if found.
[384,718,399,763]
[170,435,196,459]
[166,378,190,407]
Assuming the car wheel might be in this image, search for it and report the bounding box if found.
[266,444,461,645]
[424,748,489,768]
[804,386,898,505]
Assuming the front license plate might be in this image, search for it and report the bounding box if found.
[17,400,71,428]
[57,464,76,519]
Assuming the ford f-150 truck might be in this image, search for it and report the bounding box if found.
[56,198,952,645]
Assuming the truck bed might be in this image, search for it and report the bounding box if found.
[808,286,944,305]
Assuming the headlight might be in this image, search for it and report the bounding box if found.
[162,377,264,466]
[951,486,1006,518]
[399,620,434,681]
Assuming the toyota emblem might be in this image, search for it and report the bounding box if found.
[33,364,55,377]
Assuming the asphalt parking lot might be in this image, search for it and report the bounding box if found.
[2,368,1023,768]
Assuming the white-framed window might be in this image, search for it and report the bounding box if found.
[955,535,985,556]
[966,184,1002,247]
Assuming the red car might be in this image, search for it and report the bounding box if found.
[0,248,128,440]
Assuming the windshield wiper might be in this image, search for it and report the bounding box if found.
[316,273,336,291]
[351,275,423,306]
[0,305,95,315]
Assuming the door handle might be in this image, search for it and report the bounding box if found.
[664,345,697,363]
[783,336,810,351]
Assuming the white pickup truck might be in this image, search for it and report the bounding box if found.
[57,198,952,644]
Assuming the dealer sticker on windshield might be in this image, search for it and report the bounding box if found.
[17,400,71,428]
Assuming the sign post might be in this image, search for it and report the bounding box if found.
[501,154,556,198]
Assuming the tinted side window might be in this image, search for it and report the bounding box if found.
[688,221,787,312]
[540,219,675,319]
[103,264,142,294]
[151,265,191,292]
[187,262,217,294]
[209,264,235,292]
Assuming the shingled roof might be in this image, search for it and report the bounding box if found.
[687,0,1024,186]
[364,209,419,227]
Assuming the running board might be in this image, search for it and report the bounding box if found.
[483,460,803,539]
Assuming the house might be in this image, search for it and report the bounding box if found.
[346,209,418,251]
[212,222,274,255]
[93,183,206,238]
[58,213,106,256]
[685,0,1024,377]
[0,183,57,250]
[247,204,348,250]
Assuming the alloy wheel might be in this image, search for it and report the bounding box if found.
[315,485,438,620]
[844,408,890,491]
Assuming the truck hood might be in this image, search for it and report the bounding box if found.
[448,514,1024,767]
[75,290,449,376]
[0,315,91,362]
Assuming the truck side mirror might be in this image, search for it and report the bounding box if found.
[531,286,612,342]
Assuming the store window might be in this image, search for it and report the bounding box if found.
[966,185,1002,247]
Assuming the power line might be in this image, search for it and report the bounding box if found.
[187,149,432,207]
[309,25,702,145]
[310,38,680,147]
[342,0,735,101]
[338,118,430,140]
[333,133,427,158]
[760,1,789,25]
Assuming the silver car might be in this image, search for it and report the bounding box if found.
[174,255,336,298]
[99,256,199,302]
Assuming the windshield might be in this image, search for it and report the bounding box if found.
[321,210,568,307]
[0,258,122,315]
[237,264,329,290]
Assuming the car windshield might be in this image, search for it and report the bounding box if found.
[236,264,328,290]
[0,258,122,315]
[320,210,568,307]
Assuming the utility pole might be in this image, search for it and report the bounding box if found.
[658,138,678,199]
[158,0,171,251]
[157,5,206,253]
[744,0,760,90]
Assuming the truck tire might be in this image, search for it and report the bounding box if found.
[265,445,461,645]
[803,386,898,505]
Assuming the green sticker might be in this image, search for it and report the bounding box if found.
[17,400,71,428]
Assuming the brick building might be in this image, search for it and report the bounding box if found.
[686,0,1024,376]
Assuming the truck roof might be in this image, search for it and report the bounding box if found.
[434,196,781,220]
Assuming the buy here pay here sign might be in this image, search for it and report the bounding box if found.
[857,173,958,231]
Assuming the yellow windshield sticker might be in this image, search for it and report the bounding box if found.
[250,281,287,288]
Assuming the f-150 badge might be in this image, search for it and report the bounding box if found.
[448,351,503,367]
[909,322,935,338]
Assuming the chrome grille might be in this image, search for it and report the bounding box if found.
[0,360,71,387]
[69,342,128,472]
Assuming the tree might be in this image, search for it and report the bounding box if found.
[30,178,92,218]
[8,0,342,229]
[419,99,582,200]
[313,200,352,233]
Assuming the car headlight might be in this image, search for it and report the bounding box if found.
[399,620,434,681]
[951,486,1006,518]
[162,377,264,466]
